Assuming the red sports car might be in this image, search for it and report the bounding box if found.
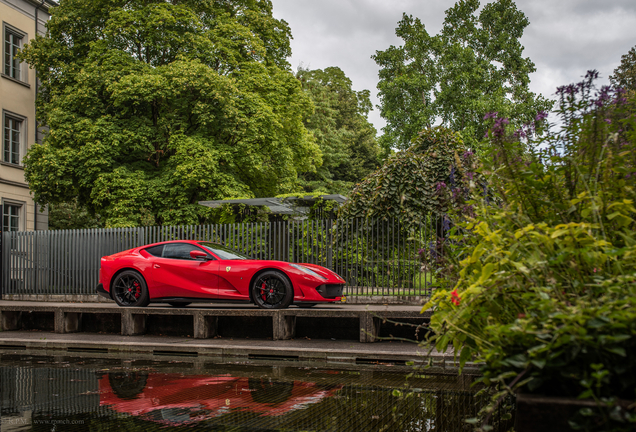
[100,371,342,426]
[96,240,345,309]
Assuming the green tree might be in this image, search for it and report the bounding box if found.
[296,67,381,194]
[20,0,320,227]
[48,200,105,230]
[337,127,476,229]
[610,45,636,90]
[373,0,552,151]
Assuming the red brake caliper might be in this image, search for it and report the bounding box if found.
[133,281,140,299]
[261,281,267,300]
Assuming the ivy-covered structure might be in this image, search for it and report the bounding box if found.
[337,127,478,230]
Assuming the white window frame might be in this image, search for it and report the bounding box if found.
[2,110,27,166]
[3,22,28,84]
[2,198,25,232]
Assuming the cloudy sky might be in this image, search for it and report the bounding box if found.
[271,0,636,133]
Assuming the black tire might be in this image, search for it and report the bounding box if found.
[296,303,317,308]
[248,378,294,404]
[251,270,293,309]
[168,302,191,308]
[111,270,150,307]
[108,372,148,400]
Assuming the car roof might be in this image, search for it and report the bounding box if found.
[141,240,220,248]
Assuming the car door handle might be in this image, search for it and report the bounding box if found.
[154,264,161,268]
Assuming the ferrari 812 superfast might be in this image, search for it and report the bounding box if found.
[96,240,345,309]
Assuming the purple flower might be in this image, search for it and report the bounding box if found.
[491,116,510,139]
[442,216,451,231]
[535,111,548,122]
[483,112,499,120]
[604,119,612,124]
[436,182,447,191]
[462,150,474,159]
[513,128,527,139]
[585,70,599,80]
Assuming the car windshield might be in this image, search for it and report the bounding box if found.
[198,243,251,260]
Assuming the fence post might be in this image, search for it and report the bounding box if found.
[326,219,333,270]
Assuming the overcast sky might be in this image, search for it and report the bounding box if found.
[271,0,636,134]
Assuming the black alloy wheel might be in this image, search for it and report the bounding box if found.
[168,302,191,308]
[251,271,293,309]
[108,372,148,400]
[112,270,150,307]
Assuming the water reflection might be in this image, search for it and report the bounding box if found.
[100,371,341,426]
[0,353,515,431]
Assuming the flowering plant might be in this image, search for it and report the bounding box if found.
[424,71,636,430]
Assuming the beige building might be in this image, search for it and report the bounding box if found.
[1,0,55,231]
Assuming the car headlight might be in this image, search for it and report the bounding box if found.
[290,264,327,280]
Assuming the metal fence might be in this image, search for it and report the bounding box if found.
[0,218,442,299]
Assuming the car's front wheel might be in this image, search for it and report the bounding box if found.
[111,270,150,307]
[251,271,293,309]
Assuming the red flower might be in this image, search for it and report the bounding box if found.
[451,289,461,306]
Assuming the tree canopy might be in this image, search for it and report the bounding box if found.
[21,0,321,227]
[296,66,381,195]
[337,127,477,230]
[373,0,552,151]
[610,45,636,91]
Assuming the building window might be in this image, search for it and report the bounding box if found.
[3,114,22,164]
[4,26,24,81]
[3,203,21,232]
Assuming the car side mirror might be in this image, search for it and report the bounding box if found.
[190,250,210,260]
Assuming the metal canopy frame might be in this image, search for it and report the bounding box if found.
[198,194,347,215]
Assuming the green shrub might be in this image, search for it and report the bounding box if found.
[425,71,636,430]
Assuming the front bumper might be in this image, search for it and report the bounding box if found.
[315,284,344,299]
[96,283,111,300]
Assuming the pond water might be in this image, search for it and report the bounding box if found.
[0,352,515,431]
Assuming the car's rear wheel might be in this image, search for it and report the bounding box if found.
[168,302,191,308]
[111,270,150,307]
[252,271,293,309]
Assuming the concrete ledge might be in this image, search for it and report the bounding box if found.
[3,294,112,303]
[0,300,431,344]
[346,296,427,305]
[3,294,428,305]
[0,330,480,375]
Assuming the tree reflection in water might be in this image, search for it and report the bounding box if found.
[0,354,515,431]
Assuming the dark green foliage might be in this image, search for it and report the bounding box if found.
[373,0,552,151]
[48,200,105,230]
[20,0,320,227]
[610,45,636,90]
[426,72,636,430]
[338,127,475,230]
[296,67,381,194]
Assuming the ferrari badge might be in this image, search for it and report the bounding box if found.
[226,266,231,272]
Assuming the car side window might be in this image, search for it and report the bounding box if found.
[144,245,164,257]
[162,243,206,260]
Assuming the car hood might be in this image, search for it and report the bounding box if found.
[299,263,344,281]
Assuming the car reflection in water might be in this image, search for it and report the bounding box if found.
[100,371,342,426]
